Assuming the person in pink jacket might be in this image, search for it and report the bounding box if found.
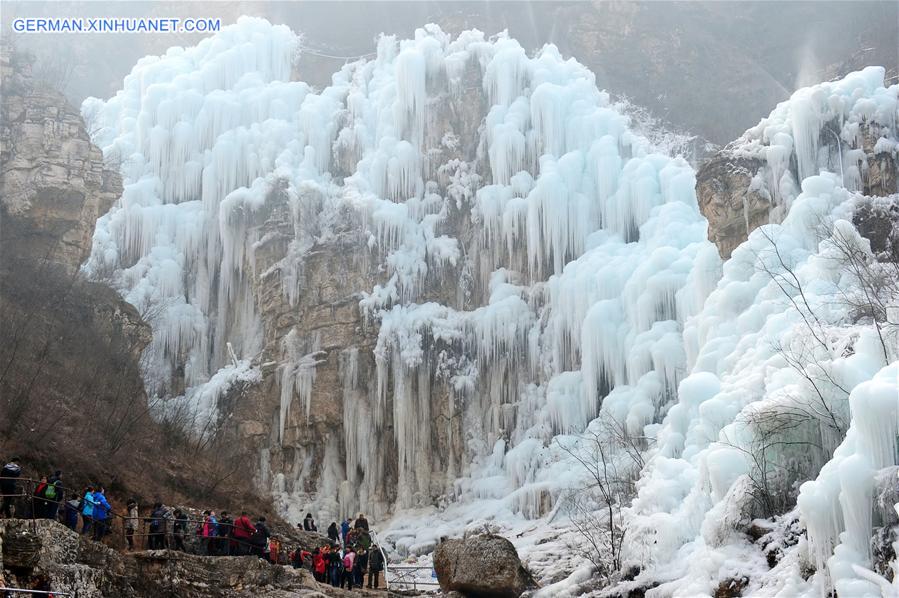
[342,549,356,590]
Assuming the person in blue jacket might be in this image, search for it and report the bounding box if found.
[64,494,80,530]
[81,486,95,535]
[340,519,350,545]
[91,487,112,540]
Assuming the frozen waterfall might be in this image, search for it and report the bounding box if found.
[81,16,899,597]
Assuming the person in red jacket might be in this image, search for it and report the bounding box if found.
[232,511,256,555]
[312,548,326,582]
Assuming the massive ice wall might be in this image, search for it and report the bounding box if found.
[82,16,719,523]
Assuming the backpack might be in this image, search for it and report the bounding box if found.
[44,483,58,500]
[251,526,264,546]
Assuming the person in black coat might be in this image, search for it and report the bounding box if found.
[354,548,369,587]
[368,545,385,589]
[303,512,317,531]
[253,517,271,558]
[0,458,22,518]
[327,521,339,542]
[148,503,167,550]
[353,512,369,531]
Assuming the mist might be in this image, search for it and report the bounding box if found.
[4,1,897,145]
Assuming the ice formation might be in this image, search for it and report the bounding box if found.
[81,16,899,596]
[730,66,897,209]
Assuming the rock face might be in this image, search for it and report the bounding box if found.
[433,534,533,598]
[695,152,770,258]
[0,44,122,275]
[853,196,899,261]
[0,519,362,597]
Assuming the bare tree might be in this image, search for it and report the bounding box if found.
[719,403,829,518]
[555,414,650,579]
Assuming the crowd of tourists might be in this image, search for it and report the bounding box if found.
[293,512,387,589]
[1,457,389,588]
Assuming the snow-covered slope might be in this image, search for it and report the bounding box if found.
[81,17,899,596]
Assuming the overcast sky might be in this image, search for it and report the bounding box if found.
[3,1,897,144]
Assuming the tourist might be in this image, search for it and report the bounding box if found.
[358,528,372,550]
[44,471,63,521]
[290,546,303,568]
[233,511,256,555]
[32,475,49,519]
[312,547,326,581]
[354,547,368,587]
[269,535,281,564]
[91,487,112,540]
[125,499,138,550]
[252,516,271,559]
[368,545,385,589]
[148,502,166,549]
[64,494,80,530]
[345,527,358,549]
[0,457,21,518]
[172,509,188,551]
[80,486,95,536]
[200,510,218,555]
[162,504,174,549]
[342,548,356,589]
[328,545,343,586]
[303,512,317,531]
[327,521,339,543]
[354,512,369,531]
[0,457,22,518]
[219,511,234,555]
[340,518,350,544]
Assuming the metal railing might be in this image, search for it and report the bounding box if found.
[385,565,440,591]
[0,476,329,558]
[0,588,70,596]
[2,477,406,592]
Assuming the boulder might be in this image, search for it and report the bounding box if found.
[433,534,533,598]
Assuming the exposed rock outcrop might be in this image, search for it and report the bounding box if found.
[695,152,770,258]
[0,44,122,275]
[433,534,534,598]
[0,519,365,597]
[852,195,899,261]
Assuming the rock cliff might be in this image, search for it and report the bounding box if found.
[1,44,122,275]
